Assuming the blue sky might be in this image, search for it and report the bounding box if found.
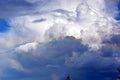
[115,1,120,20]
[0,19,10,32]
[0,0,120,80]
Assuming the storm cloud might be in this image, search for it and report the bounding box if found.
[0,0,120,80]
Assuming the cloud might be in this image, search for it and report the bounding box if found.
[15,42,38,52]
[0,0,118,48]
[32,18,46,23]
[9,59,26,72]
[0,0,120,80]
[104,0,119,17]
[1,40,119,80]
[0,0,34,18]
[0,0,63,18]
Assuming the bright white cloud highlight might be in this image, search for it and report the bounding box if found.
[16,42,38,52]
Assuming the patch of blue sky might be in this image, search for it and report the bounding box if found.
[0,19,10,33]
[115,1,120,20]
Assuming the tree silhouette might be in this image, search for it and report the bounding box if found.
[66,74,72,80]
[117,69,120,80]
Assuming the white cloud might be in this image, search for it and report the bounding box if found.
[15,42,38,52]
[0,0,120,79]
[9,59,26,72]
[0,0,119,49]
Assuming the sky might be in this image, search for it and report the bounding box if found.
[0,0,120,80]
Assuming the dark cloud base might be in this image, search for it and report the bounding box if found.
[1,40,119,80]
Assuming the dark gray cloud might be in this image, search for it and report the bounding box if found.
[104,0,119,17]
[0,0,55,18]
[0,0,119,18]
[1,40,119,80]
[32,18,46,23]
[0,0,34,18]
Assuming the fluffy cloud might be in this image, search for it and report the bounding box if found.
[0,0,119,48]
[15,42,38,52]
[0,0,120,80]
[1,40,119,80]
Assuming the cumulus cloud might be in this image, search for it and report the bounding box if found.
[15,42,38,52]
[0,0,120,80]
[0,0,119,48]
[2,40,119,80]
